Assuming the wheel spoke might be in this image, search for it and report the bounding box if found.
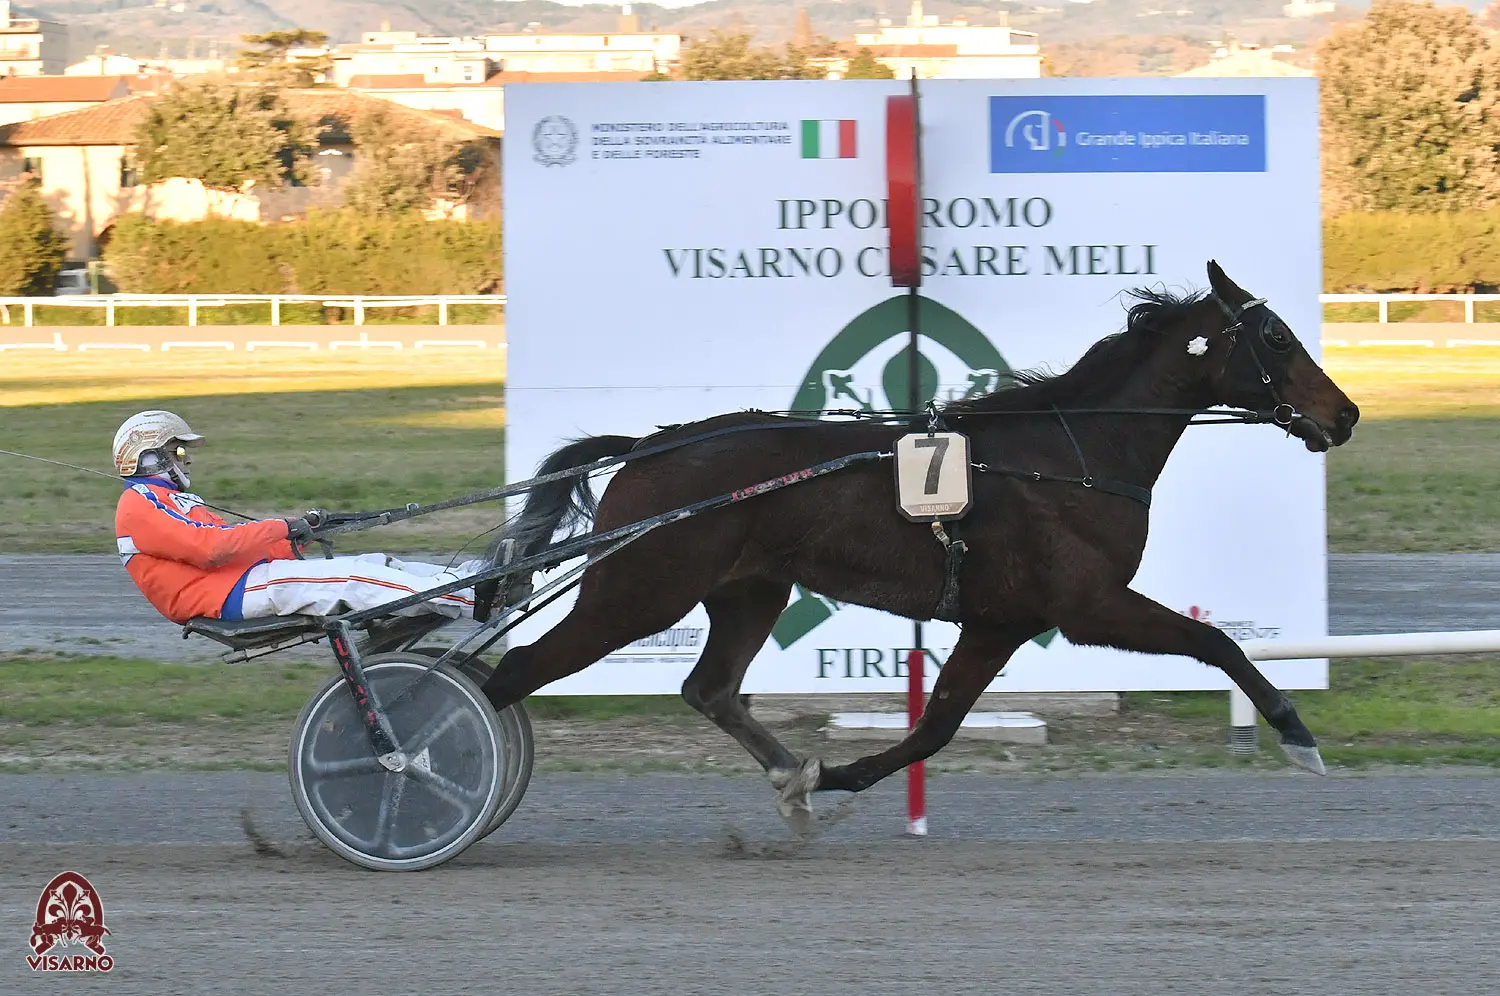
[406,706,465,755]
[407,765,490,812]
[370,771,406,852]
[305,755,384,779]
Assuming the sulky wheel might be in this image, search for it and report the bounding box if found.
[413,648,535,840]
[289,653,506,872]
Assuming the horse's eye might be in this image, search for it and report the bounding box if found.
[1263,321,1292,351]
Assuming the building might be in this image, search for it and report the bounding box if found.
[838,0,1041,79]
[0,75,131,127]
[345,70,643,134]
[1283,0,1337,17]
[0,0,67,77]
[330,14,680,87]
[66,52,142,76]
[1177,41,1314,77]
[0,90,500,260]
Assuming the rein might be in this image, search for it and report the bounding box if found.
[320,396,1263,536]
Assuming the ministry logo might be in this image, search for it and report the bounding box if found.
[533,115,579,167]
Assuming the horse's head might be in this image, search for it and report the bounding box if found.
[1197,260,1359,452]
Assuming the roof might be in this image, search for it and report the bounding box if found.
[0,88,501,148]
[855,44,963,57]
[483,70,647,83]
[346,74,427,89]
[0,94,153,145]
[0,75,131,104]
[294,88,503,139]
[124,73,173,95]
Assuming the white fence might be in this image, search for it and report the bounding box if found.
[1224,630,1500,753]
[1321,293,1500,323]
[0,292,1493,327]
[0,292,1494,327]
[0,294,506,327]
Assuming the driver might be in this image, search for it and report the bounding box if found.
[111,410,489,626]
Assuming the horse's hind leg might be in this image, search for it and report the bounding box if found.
[678,579,810,815]
[480,579,704,711]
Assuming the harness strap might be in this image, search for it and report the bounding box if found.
[1051,405,1093,486]
[319,418,866,538]
[972,463,1152,508]
[929,521,967,622]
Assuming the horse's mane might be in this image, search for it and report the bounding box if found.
[942,286,1211,415]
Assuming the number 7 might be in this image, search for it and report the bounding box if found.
[913,436,949,494]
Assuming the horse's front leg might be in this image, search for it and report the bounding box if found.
[810,623,1040,796]
[1054,586,1325,775]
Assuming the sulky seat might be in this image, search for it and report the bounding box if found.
[182,614,326,652]
[181,612,450,662]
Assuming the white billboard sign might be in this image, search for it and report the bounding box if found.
[502,78,1327,695]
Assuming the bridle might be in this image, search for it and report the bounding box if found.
[1210,292,1302,430]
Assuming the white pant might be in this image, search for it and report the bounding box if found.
[237,554,488,620]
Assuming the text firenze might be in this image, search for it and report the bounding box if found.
[817,647,950,679]
[664,244,1158,279]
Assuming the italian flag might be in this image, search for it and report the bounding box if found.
[801,119,857,159]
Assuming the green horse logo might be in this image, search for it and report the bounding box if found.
[770,293,1058,652]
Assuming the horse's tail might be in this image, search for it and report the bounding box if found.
[492,433,642,563]
[473,434,640,621]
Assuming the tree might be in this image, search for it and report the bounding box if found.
[238,29,331,86]
[342,105,494,217]
[843,48,895,80]
[0,178,68,295]
[675,30,832,80]
[1319,0,1500,213]
[134,79,316,192]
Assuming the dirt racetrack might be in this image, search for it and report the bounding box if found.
[3,771,1499,995]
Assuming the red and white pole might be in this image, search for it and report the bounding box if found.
[905,648,928,836]
[888,77,926,838]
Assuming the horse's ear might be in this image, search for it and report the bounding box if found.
[1206,260,1248,303]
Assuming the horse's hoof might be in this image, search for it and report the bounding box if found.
[1280,741,1326,776]
[778,804,815,839]
[771,758,822,835]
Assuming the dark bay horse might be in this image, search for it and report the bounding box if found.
[479,261,1360,827]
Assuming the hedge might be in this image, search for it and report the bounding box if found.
[102,210,503,295]
[1324,210,1500,293]
[100,209,1500,296]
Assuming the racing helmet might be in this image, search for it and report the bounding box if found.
[113,410,203,489]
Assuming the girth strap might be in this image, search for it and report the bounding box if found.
[930,521,967,622]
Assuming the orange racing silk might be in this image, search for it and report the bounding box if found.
[114,477,294,624]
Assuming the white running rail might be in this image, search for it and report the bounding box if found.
[0,292,1494,326]
[0,294,506,327]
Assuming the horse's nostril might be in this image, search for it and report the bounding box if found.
[1337,404,1360,429]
